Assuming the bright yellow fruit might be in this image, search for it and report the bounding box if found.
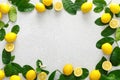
[35,3,46,13]
[63,64,73,76]
[5,43,15,52]
[0,3,10,14]
[0,70,5,80]
[101,43,113,55]
[10,75,21,80]
[54,2,63,11]
[38,72,47,80]
[109,3,120,14]
[109,19,119,29]
[5,32,17,43]
[26,70,36,80]
[42,0,53,6]
[0,12,2,19]
[81,2,93,13]
[101,13,111,24]
[89,70,101,80]
[102,61,112,71]
[74,67,83,77]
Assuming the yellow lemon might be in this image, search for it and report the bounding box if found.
[74,67,83,77]
[38,72,47,80]
[109,19,119,29]
[54,2,63,11]
[10,75,21,80]
[0,70,5,80]
[102,61,112,71]
[0,12,2,19]
[5,43,15,52]
[26,70,36,80]
[5,32,17,43]
[81,2,93,13]
[0,3,10,14]
[101,13,111,24]
[63,64,73,76]
[35,3,46,13]
[109,3,120,14]
[101,43,113,55]
[42,0,53,6]
[89,70,101,80]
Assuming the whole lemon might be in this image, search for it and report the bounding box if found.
[26,70,36,80]
[10,75,21,80]
[110,3,120,14]
[89,70,101,80]
[0,70,5,80]
[101,43,113,55]
[35,3,46,13]
[101,13,111,24]
[5,32,17,43]
[63,64,73,76]
[0,3,10,14]
[0,12,2,19]
[42,0,53,6]
[81,2,93,13]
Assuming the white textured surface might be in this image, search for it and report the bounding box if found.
[0,0,120,80]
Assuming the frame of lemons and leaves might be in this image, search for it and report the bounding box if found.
[0,0,120,80]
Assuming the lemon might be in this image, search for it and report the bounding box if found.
[109,3,120,14]
[109,19,119,29]
[42,0,53,6]
[89,70,101,80]
[102,61,112,71]
[74,67,83,77]
[54,2,63,11]
[35,3,46,13]
[101,43,113,55]
[26,70,36,80]
[101,13,111,24]
[38,72,47,80]
[5,43,14,52]
[0,12,2,19]
[81,2,93,13]
[0,3,10,14]
[63,64,73,76]
[5,32,17,43]
[0,70,5,80]
[10,75,21,80]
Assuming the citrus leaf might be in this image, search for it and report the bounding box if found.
[95,17,106,26]
[101,26,116,37]
[93,0,106,7]
[8,6,17,22]
[11,25,20,34]
[94,6,104,13]
[11,55,15,61]
[0,28,6,41]
[115,27,120,41]
[36,59,43,68]
[108,70,120,79]
[110,47,120,66]
[96,56,108,75]
[96,37,114,49]
[2,49,11,64]
[105,7,113,18]
[78,68,89,79]
[0,21,5,29]
[11,63,22,73]
[48,70,56,80]
[74,0,87,10]
[45,4,53,10]
[8,0,21,5]
[58,74,66,80]
[41,69,49,74]
[115,12,120,17]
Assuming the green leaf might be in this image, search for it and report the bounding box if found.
[96,37,114,49]
[110,47,120,66]
[101,26,116,37]
[63,73,75,80]
[62,0,77,15]
[94,6,104,13]
[2,49,11,64]
[4,23,9,28]
[41,69,49,74]
[36,67,41,73]
[11,25,20,34]
[0,21,5,29]
[95,17,106,26]
[115,12,120,17]
[45,4,53,10]
[11,63,22,73]
[74,0,87,10]
[11,55,15,61]
[77,68,89,79]
[93,0,106,7]
[105,7,113,18]
[48,70,56,80]
[108,70,120,80]
[58,74,66,80]
[100,74,108,80]
[96,56,108,74]
[115,27,120,41]
[0,28,6,41]
[36,59,43,68]
[8,6,17,22]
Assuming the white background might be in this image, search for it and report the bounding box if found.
[0,0,120,80]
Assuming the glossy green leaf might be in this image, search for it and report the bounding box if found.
[48,70,56,80]
[0,21,5,29]
[78,68,89,79]
[101,26,116,37]
[110,47,120,66]
[2,49,11,64]
[100,74,108,80]
[36,67,41,73]
[11,55,15,62]
[0,28,6,41]
[64,73,75,80]
[58,74,66,80]
[11,25,20,34]
[93,0,106,7]
[96,56,107,74]
[36,59,43,68]
[74,0,87,10]
[96,37,114,49]
[95,17,106,26]
[45,4,53,10]
[115,27,120,41]
[108,70,120,80]
[115,12,120,17]
[8,0,21,5]
[94,6,103,13]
